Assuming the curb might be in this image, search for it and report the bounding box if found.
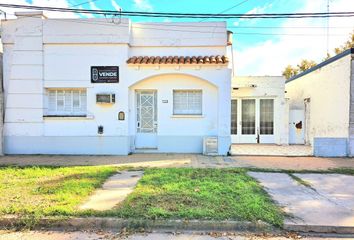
[284,223,354,234]
[0,216,277,232]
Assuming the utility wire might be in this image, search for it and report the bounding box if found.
[3,12,350,37]
[199,0,250,22]
[70,0,99,8]
[1,3,354,19]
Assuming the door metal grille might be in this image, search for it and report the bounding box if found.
[136,91,157,133]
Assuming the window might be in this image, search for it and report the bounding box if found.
[173,90,202,115]
[260,99,274,135]
[47,89,87,116]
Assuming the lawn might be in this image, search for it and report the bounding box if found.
[0,166,117,217]
[109,168,283,226]
[0,166,284,227]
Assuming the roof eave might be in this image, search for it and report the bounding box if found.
[286,48,354,84]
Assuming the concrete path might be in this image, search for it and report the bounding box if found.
[248,172,354,227]
[80,171,143,211]
[1,154,354,170]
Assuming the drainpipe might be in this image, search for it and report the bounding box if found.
[227,30,235,77]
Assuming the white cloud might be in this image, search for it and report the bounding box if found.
[77,5,95,18]
[133,0,153,11]
[233,0,354,76]
[88,0,100,11]
[233,3,272,27]
[163,18,172,23]
[111,0,122,11]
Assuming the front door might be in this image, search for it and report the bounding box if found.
[289,109,305,144]
[231,98,275,144]
[135,90,157,149]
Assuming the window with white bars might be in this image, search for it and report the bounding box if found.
[173,90,202,115]
[47,89,87,116]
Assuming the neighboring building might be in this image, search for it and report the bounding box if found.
[0,51,3,156]
[231,76,288,145]
[1,12,232,155]
[286,48,354,157]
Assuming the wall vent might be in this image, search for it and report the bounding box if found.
[203,137,218,155]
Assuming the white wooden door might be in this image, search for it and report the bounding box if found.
[289,109,305,144]
[135,90,158,149]
[231,98,275,144]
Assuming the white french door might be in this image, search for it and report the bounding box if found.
[135,90,158,149]
[231,98,275,144]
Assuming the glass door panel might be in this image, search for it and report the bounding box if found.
[260,99,274,135]
[231,99,237,135]
[241,99,256,135]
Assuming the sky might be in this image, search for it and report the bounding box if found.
[0,0,354,76]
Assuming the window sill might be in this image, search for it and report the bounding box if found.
[171,114,204,118]
[43,115,94,120]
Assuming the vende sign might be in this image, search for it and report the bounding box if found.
[91,66,119,83]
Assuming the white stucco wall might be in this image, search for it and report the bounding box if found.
[285,54,351,142]
[285,52,353,156]
[1,14,231,155]
[231,76,287,145]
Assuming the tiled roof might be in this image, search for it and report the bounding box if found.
[127,55,229,65]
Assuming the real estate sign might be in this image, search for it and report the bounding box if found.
[91,66,119,83]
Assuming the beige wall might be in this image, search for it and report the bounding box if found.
[285,54,352,145]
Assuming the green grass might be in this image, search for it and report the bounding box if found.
[0,166,284,227]
[104,168,283,226]
[287,173,313,189]
[0,166,117,217]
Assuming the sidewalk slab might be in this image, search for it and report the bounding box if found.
[1,154,354,171]
[79,171,143,211]
[248,172,354,231]
[294,174,354,212]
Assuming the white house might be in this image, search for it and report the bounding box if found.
[286,48,354,157]
[1,12,232,155]
[231,76,288,145]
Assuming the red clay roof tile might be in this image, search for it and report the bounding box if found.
[127,55,229,65]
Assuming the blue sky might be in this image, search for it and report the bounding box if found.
[3,0,354,75]
[72,0,303,46]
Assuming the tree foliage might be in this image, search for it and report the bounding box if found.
[334,30,354,55]
[282,59,316,80]
[282,30,354,80]
[297,59,317,72]
[282,65,299,80]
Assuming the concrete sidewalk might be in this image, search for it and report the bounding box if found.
[1,154,354,170]
[0,231,343,240]
[80,171,143,211]
[249,172,354,233]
